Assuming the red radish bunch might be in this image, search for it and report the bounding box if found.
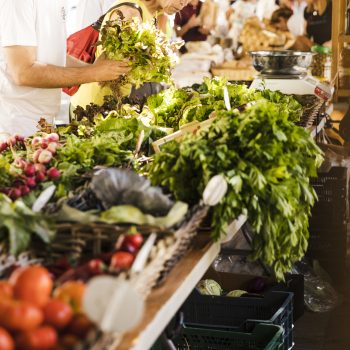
[0,133,62,201]
[0,134,26,154]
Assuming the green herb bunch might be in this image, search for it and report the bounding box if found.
[148,100,323,279]
[99,16,179,94]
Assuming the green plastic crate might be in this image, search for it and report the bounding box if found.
[151,323,284,350]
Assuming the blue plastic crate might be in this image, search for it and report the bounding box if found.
[181,290,293,350]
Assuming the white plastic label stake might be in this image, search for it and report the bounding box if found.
[203,175,228,206]
[83,276,144,333]
[131,233,157,273]
[32,185,56,212]
[223,87,231,111]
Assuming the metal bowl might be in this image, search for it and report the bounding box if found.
[249,50,315,76]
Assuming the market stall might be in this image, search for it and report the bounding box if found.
[0,5,344,350]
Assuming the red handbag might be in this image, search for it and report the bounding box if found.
[63,2,143,96]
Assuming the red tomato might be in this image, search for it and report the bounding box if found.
[0,281,13,299]
[12,266,53,308]
[67,314,94,338]
[0,327,14,350]
[110,252,134,270]
[1,300,43,332]
[53,281,86,313]
[122,233,143,251]
[16,326,57,350]
[43,299,73,330]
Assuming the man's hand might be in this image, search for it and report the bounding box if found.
[3,45,131,88]
[93,54,131,81]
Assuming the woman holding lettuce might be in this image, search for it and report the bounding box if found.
[71,0,190,111]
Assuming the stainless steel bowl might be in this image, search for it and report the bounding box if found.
[249,50,315,76]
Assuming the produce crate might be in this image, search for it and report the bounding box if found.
[269,274,304,322]
[309,167,348,230]
[152,323,284,350]
[182,290,293,350]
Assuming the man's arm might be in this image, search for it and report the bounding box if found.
[4,46,130,88]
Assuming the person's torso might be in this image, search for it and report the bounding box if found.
[75,0,117,32]
[305,1,332,45]
[287,1,307,36]
[71,0,153,110]
[179,3,207,43]
[0,0,67,135]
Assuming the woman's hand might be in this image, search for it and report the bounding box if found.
[187,14,202,29]
[93,54,131,82]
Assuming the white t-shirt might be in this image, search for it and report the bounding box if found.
[0,0,67,137]
[287,1,307,37]
[74,0,116,32]
[255,0,278,20]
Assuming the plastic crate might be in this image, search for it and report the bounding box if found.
[309,167,348,229]
[182,291,293,350]
[175,323,284,350]
[152,323,284,350]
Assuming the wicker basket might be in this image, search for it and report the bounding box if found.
[32,206,209,290]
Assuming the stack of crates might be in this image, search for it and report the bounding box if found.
[308,166,348,282]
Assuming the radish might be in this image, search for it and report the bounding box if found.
[13,158,27,169]
[46,133,59,143]
[24,163,36,177]
[34,163,46,174]
[47,142,58,154]
[38,149,52,164]
[20,185,31,196]
[47,167,61,179]
[31,137,42,148]
[41,139,49,149]
[36,171,46,182]
[33,149,42,163]
[15,134,25,142]
[0,142,8,152]
[9,188,22,200]
[26,177,36,188]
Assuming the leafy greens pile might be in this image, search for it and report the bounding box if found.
[99,17,179,93]
[145,77,303,130]
[148,100,323,279]
[0,194,54,255]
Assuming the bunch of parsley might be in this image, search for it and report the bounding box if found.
[148,100,323,280]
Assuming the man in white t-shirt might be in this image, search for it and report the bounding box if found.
[74,0,116,32]
[0,0,130,137]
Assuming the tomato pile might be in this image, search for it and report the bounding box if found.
[0,232,145,349]
[53,232,144,284]
[0,266,92,350]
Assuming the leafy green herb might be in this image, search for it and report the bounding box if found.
[0,194,55,255]
[148,100,323,279]
[99,17,180,94]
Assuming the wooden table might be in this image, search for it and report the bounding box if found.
[117,234,220,350]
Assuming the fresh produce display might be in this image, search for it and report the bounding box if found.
[145,77,303,130]
[99,16,180,95]
[0,68,325,347]
[148,98,323,279]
